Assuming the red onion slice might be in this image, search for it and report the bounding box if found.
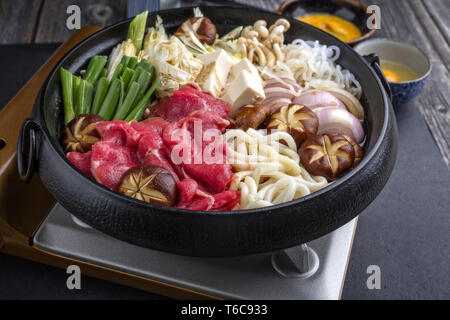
[293,89,345,110]
[314,107,365,143]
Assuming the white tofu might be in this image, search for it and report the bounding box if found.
[229,58,259,80]
[197,49,234,87]
[195,62,223,97]
[222,70,266,114]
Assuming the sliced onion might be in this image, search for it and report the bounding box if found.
[264,87,295,100]
[264,98,292,114]
[292,89,345,110]
[320,87,365,121]
[264,77,302,92]
[314,107,365,143]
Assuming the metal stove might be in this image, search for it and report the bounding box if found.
[33,204,357,300]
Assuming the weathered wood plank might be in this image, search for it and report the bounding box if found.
[0,0,43,44]
[34,0,126,43]
[368,0,450,168]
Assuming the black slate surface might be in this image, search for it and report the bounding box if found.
[0,44,449,299]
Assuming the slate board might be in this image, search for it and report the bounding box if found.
[0,44,449,299]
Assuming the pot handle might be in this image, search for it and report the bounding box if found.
[363,53,392,101]
[17,118,41,183]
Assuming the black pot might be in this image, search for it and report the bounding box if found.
[17,6,397,257]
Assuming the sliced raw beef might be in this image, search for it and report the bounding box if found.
[94,120,142,147]
[91,141,140,190]
[67,151,93,178]
[137,132,179,181]
[177,189,240,211]
[177,178,198,203]
[131,117,169,136]
[184,162,232,194]
[149,85,230,121]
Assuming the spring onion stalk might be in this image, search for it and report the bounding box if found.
[120,67,134,89]
[128,57,138,69]
[118,80,125,111]
[75,80,94,115]
[126,66,143,91]
[60,68,75,124]
[98,79,122,120]
[120,56,131,72]
[134,69,152,103]
[110,63,124,83]
[113,81,141,120]
[125,79,159,121]
[137,58,151,71]
[100,67,108,78]
[85,55,108,84]
[72,74,81,112]
[91,77,110,114]
[127,11,148,53]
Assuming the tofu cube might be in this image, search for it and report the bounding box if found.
[222,70,266,114]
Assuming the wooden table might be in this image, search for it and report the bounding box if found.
[1,0,448,168]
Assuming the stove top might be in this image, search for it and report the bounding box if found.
[33,204,356,299]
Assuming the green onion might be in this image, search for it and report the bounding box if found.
[137,58,151,71]
[60,68,75,124]
[91,77,110,114]
[75,80,94,115]
[113,81,141,120]
[134,69,152,104]
[98,79,122,120]
[128,57,138,69]
[120,56,131,71]
[85,55,108,84]
[120,67,134,89]
[72,75,81,112]
[100,67,108,78]
[128,11,148,53]
[110,63,124,83]
[125,79,159,121]
[126,66,143,92]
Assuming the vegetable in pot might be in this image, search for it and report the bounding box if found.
[299,133,355,181]
[267,104,318,147]
[62,114,103,153]
[118,164,177,206]
[60,68,76,124]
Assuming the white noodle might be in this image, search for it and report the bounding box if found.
[262,39,362,99]
[224,129,328,209]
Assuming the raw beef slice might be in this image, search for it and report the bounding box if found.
[91,141,140,190]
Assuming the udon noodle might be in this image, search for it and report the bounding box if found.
[225,129,328,209]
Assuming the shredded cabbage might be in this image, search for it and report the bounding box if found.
[143,16,203,98]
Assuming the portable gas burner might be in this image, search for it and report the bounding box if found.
[0,26,358,300]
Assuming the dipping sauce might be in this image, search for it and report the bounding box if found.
[380,60,417,82]
[298,14,361,42]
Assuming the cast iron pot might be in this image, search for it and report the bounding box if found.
[17,6,397,257]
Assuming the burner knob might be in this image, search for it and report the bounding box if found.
[271,244,319,279]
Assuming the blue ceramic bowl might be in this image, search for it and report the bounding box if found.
[354,38,431,105]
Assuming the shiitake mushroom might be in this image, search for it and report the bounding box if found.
[62,114,103,153]
[176,17,217,45]
[230,103,271,130]
[118,165,177,206]
[299,133,355,181]
[267,104,318,147]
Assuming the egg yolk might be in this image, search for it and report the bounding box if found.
[382,68,399,82]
